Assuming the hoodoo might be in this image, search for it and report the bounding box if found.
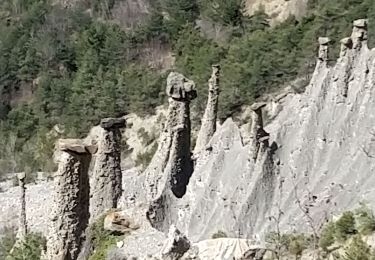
[45,139,93,260]
[249,102,269,161]
[16,172,27,241]
[90,118,126,220]
[144,72,196,232]
[194,64,221,154]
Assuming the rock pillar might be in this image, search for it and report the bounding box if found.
[45,139,94,260]
[351,19,368,50]
[194,64,221,154]
[249,102,269,161]
[145,72,197,200]
[144,72,196,232]
[90,118,126,220]
[318,37,330,62]
[17,172,27,241]
[340,37,353,58]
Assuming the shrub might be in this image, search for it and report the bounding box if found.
[7,233,46,260]
[335,212,357,242]
[265,232,309,258]
[355,204,375,236]
[319,221,336,251]
[342,235,375,260]
[287,234,308,257]
[0,227,16,259]
[89,214,122,260]
[211,230,228,239]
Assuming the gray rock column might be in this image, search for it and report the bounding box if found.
[90,118,126,221]
[45,139,93,260]
[340,37,353,58]
[145,72,196,232]
[17,172,27,241]
[145,72,197,200]
[249,102,269,161]
[318,37,330,62]
[194,65,221,154]
[351,19,368,50]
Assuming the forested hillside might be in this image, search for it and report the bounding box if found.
[0,0,374,176]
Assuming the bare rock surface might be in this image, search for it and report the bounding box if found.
[90,118,125,221]
[45,142,92,260]
[245,0,308,25]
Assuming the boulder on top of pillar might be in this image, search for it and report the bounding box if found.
[166,72,197,101]
[100,118,126,130]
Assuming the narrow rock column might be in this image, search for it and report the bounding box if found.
[318,37,330,62]
[145,72,197,200]
[194,64,221,154]
[90,118,126,220]
[17,172,27,241]
[340,37,353,58]
[351,19,368,50]
[46,139,93,260]
[249,102,269,161]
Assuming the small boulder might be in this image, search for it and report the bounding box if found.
[100,118,126,130]
[103,210,140,234]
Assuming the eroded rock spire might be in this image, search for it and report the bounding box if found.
[90,118,126,221]
[194,64,221,154]
[318,37,330,62]
[17,172,27,241]
[249,102,269,161]
[351,19,368,50]
[144,72,196,232]
[45,139,94,260]
[145,72,197,200]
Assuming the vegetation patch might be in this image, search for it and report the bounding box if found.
[89,214,123,260]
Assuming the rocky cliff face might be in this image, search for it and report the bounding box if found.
[245,0,308,24]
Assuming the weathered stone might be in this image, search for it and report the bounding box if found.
[161,225,190,260]
[45,146,91,260]
[194,65,221,154]
[318,37,330,45]
[318,37,330,61]
[16,173,27,241]
[103,210,140,234]
[58,139,97,154]
[340,37,353,58]
[351,19,368,49]
[100,117,126,130]
[353,18,368,28]
[166,72,197,101]
[144,72,196,232]
[249,102,269,161]
[90,118,125,220]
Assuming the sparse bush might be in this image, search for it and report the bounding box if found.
[211,230,228,239]
[342,235,375,260]
[355,204,375,236]
[89,214,122,260]
[0,227,16,259]
[335,212,357,242]
[266,232,309,258]
[287,234,309,258]
[7,232,46,260]
[319,221,336,251]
